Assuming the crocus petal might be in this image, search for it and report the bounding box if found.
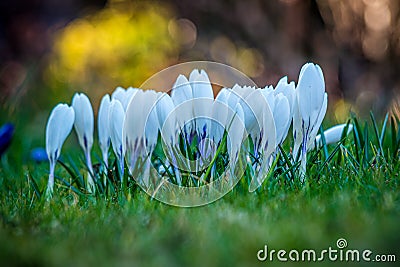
[313,123,354,149]
[112,86,138,111]
[243,89,267,138]
[261,87,291,146]
[190,69,214,134]
[171,74,195,134]
[245,89,276,192]
[272,93,290,145]
[190,69,214,99]
[211,90,230,144]
[124,89,158,186]
[46,104,75,162]
[226,85,256,132]
[275,76,295,114]
[171,74,193,107]
[226,104,245,173]
[98,94,111,166]
[274,76,295,143]
[231,84,255,100]
[297,63,325,126]
[215,88,230,103]
[307,93,328,151]
[109,99,125,159]
[244,89,276,157]
[109,99,125,180]
[292,97,303,161]
[111,87,125,104]
[72,93,94,152]
[125,87,139,110]
[260,88,275,112]
[156,92,177,145]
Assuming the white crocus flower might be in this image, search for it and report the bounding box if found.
[293,63,328,178]
[311,123,354,150]
[111,86,138,111]
[243,89,277,191]
[216,85,275,188]
[98,94,111,167]
[109,99,125,181]
[211,90,245,177]
[123,89,159,187]
[72,92,96,192]
[155,92,181,183]
[45,103,75,199]
[190,69,214,135]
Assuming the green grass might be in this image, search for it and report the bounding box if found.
[0,114,400,266]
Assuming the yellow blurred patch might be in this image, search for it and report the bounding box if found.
[45,0,179,102]
[334,99,355,122]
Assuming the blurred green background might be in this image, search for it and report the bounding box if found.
[1,0,400,145]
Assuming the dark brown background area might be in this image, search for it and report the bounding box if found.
[1,0,399,118]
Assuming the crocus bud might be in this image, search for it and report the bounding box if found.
[98,94,111,167]
[244,89,276,192]
[293,63,328,178]
[109,99,125,180]
[123,89,158,187]
[45,103,75,199]
[72,92,95,192]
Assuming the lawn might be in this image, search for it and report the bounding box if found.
[0,115,399,267]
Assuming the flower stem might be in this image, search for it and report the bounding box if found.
[119,155,124,183]
[86,150,95,193]
[46,161,56,200]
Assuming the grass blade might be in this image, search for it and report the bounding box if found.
[319,125,329,160]
[370,111,383,156]
[363,122,369,167]
[379,113,389,146]
[278,144,295,180]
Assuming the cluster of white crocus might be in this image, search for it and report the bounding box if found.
[45,62,351,198]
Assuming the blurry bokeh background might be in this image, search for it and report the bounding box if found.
[1,0,400,130]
